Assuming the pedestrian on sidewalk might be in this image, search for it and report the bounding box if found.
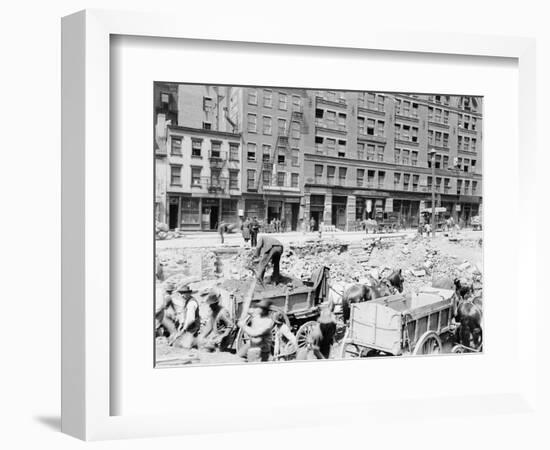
[241,217,251,247]
[250,216,260,247]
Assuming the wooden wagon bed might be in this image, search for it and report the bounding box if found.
[343,288,456,357]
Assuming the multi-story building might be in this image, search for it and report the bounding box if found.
[302,91,483,229]
[154,83,483,231]
[155,84,242,230]
[227,87,310,230]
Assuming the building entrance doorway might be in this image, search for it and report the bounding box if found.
[209,206,219,230]
[168,201,179,229]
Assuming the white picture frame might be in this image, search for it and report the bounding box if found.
[61,9,539,441]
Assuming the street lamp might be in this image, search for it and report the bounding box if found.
[429,149,437,238]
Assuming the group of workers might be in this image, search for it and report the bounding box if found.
[156,281,338,362]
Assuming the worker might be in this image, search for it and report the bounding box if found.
[297,305,337,360]
[273,311,297,360]
[253,234,284,285]
[238,299,274,362]
[170,284,201,350]
[198,290,233,352]
[156,281,178,339]
[218,221,229,244]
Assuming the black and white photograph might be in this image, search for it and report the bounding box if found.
[154,84,483,367]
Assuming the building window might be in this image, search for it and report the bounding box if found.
[378,95,385,112]
[291,121,301,139]
[327,166,335,185]
[247,169,256,190]
[315,136,324,153]
[191,139,202,157]
[262,171,271,186]
[378,171,385,188]
[326,138,336,152]
[338,167,347,185]
[367,119,375,135]
[210,168,221,187]
[394,148,401,164]
[229,171,239,190]
[292,95,302,111]
[248,89,257,105]
[464,137,470,151]
[262,116,272,135]
[403,173,410,190]
[229,143,239,161]
[171,137,182,155]
[278,92,288,110]
[203,97,213,111]
[291,148,299,166]
[210,141,221,158]
[326,110,336,129]
[472,181,478,194]
[377,145,384,162]
[402,149,410,165]
[377,120,385,137]
[472,138,477,151]
[443,155,449,168]
[263,90,272,108]
[368,170,376,186]
[357,169,365,187]
[247,143,256,161]
[412,103,419,117]
[314,165,323,184]
[411,127,418,143]
[191,167,202,186]
[443,132,449,147]
[338,140,346,157]
[411,151,418,166]
[444,178,450,193]
[412,174,419,191]
[161,92,170,104]
[202,122,212,130]
[278,118,287,135]
[338,113,347,131]
[357,142,365,160]
[367,93,376,109]
[291,173,299,188]
[457,179,462,195]
[170,165,181,185]
[278,154,285,165]
[277,172,285,187]
[358,116,365,134]
[394,172,401,187]
[366,144,375,161]
[443,110,449,124]
[247,114,257,133]
[316,108,324,119]
[358,92,365,107]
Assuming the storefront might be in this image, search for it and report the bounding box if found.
[167,195,240,231]
[392,199,421,228]
[331,196,348,229]
[308,195,325,231]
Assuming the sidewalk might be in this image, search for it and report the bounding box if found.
[156,229,416,249]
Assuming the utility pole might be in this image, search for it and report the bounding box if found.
[429,149,436,238]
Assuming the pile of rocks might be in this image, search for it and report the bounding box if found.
[156,221,185,240]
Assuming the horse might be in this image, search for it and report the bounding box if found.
[453,297,483,349]
[341,277,392,323]
[380,269,404,294]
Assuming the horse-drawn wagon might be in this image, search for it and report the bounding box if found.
[340,287,456,358]
[233,266,332,358]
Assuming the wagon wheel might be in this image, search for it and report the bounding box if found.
[451,344,466,353]
[340,342,373,358]
[295,321,317,350]
[412,331,442,355]
[235,306,290,355]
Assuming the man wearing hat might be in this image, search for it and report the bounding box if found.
[297,305,337,360]
[170,284,201,349]
[238,299,274,362]
[253,234,284,285]
[198,290,232,352]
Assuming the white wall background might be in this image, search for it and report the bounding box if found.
[0,0,548,449]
